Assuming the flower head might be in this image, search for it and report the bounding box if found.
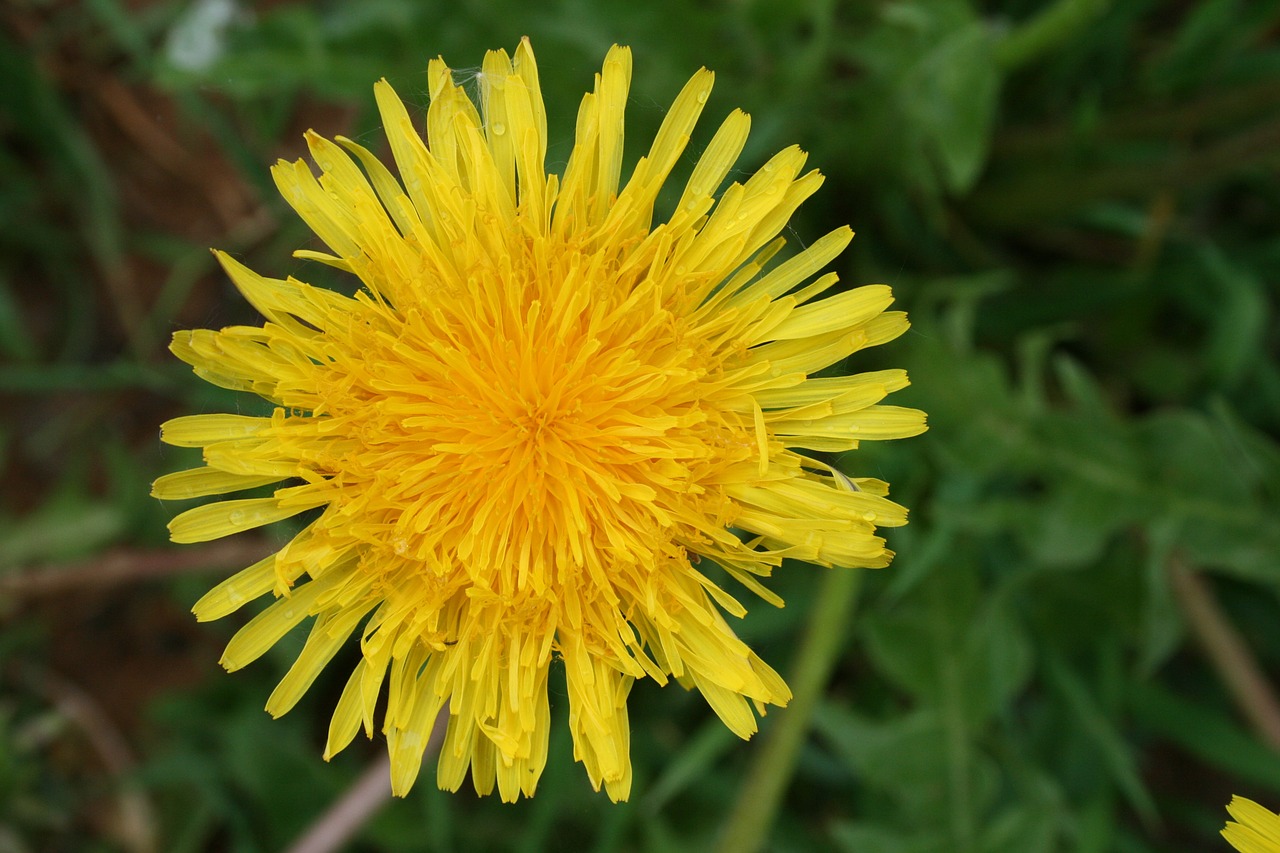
[1224,796,1280,852]
[155,39,925,802]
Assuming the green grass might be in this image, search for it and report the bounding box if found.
[3,0,1280,850]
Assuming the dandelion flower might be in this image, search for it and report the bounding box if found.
[155,39,926,802]
[1224,796,1280,852]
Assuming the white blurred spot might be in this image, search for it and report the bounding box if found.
[165,0,240,72]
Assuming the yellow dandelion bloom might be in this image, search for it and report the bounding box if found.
[1224,796,1280,852]
[155,39,926,802]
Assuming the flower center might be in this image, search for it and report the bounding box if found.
[516,397,561,443]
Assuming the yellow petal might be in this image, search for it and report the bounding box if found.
[266,600,373,717]
[151,467,281,500]
[168,496,324,544]
[728,225,852,306]
[755,370,910,409]
[675,108,750,219]
[324,659,369,760]
[160,414,272,448]
[762,285,895,343]
[191,553,277,622]
[219,571,340,671]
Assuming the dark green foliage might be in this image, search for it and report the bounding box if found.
[2,0,1279,850]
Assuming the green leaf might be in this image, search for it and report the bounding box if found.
[978,804,1059,853]
[1129,680,1280,794]
[1044,656,1157,826]
[813,704,951,808]
[643,720,736,813]
[903,22,1001,193]
[0,499,126,569]
[1018,478,1125,567]
[830,823,951,853]
[1136,519,1184,675]
[1197,244,1268,391]
[863,563,1032,727]
[0,274,36,362]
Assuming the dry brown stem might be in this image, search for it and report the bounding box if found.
[1168,557,1280,751]
[283,709,450,853]
[0,538,273,602]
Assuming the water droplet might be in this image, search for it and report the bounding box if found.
[696,90,709,104]
[229,509,245,525]
[282,607,295,619]
[849,425,861,433]
[862,512,877,523]
[226,587,245,605]
[491,122,506,136]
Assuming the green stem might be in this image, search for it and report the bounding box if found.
[996,0,1112,71]
[715,567,863,853]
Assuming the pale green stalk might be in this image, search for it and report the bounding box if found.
[715,567,863,853]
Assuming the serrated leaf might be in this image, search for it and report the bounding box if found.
[813,704,949,795]
[863,564,1032,726]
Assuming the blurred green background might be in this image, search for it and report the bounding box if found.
[3,0,1280,850]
